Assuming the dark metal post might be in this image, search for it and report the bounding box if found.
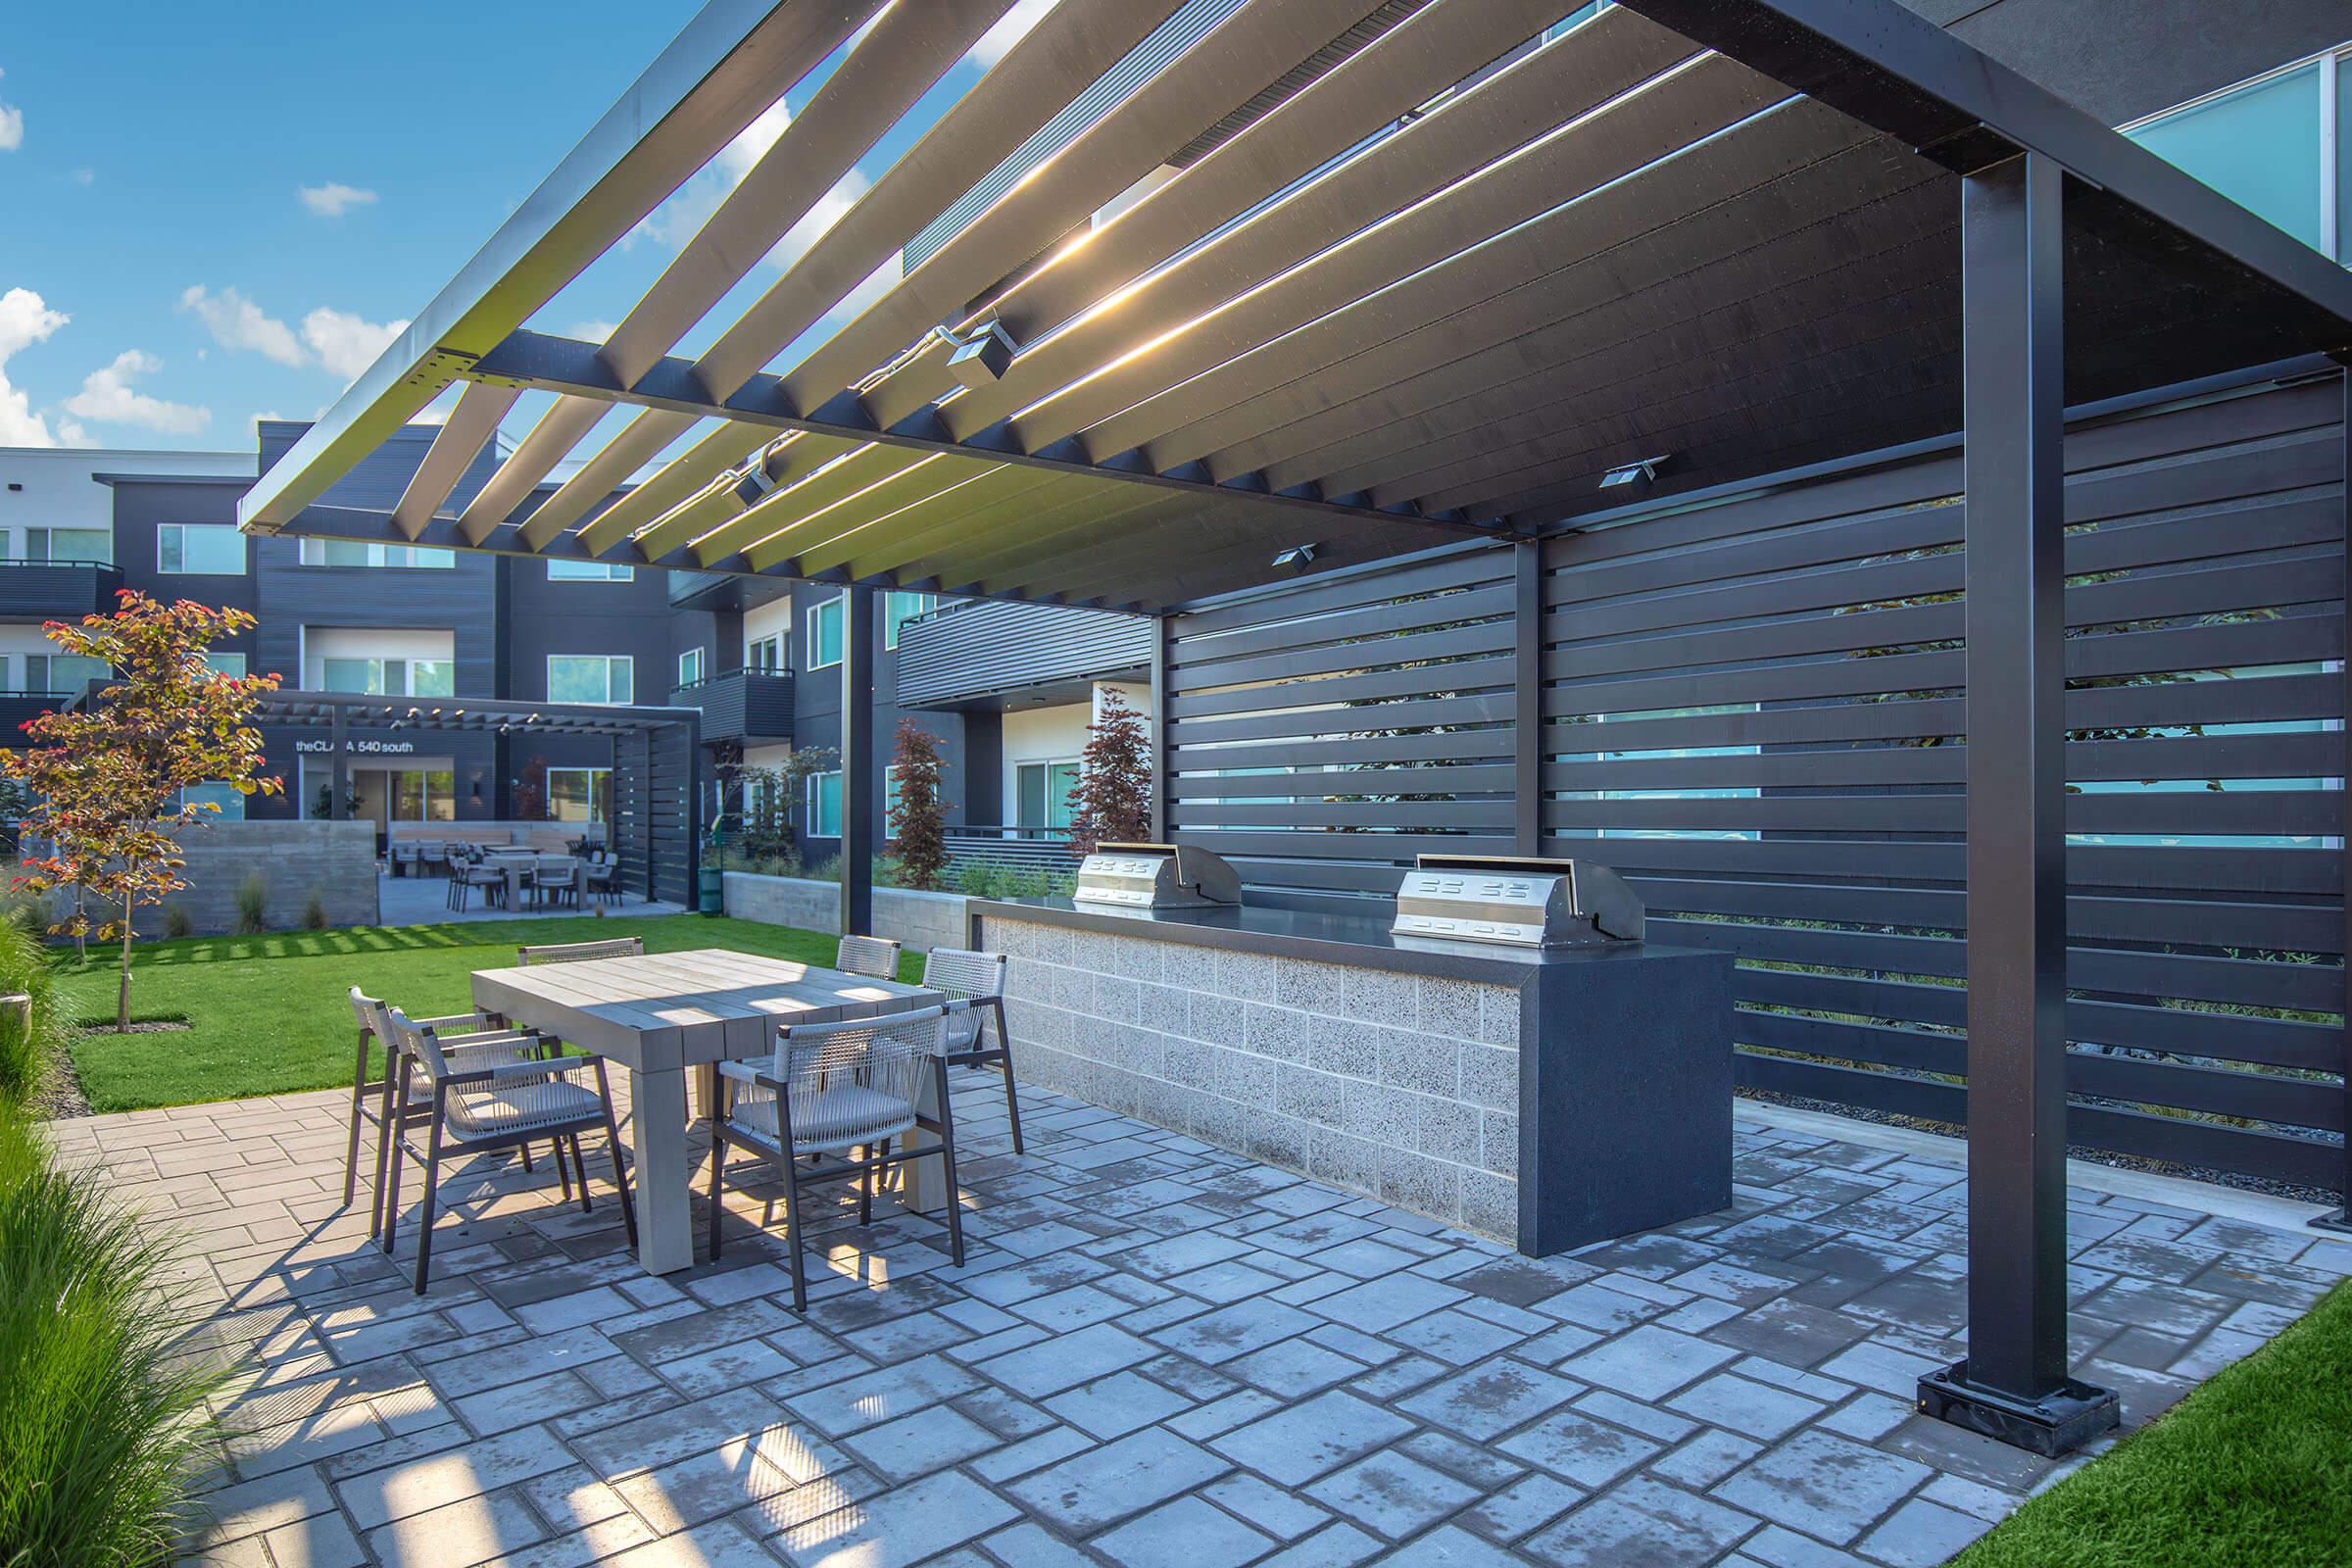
[1149,612,1170,843]
[841,586,876,939]
[1514,540,1543,858]
[1917,150,2118,1456]
[2323,370,2352,1234]
[329,703,350,822]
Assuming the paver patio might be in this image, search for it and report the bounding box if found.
[68,1072,2348,1568]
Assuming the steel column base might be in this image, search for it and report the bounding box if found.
[1918,1360,2120,1457]
[2309,1207,2352,1235]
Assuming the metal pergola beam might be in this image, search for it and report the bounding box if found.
[841,586,876,939]
[1913,150,2119,1458]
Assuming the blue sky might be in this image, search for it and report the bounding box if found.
[0,1,1057,460]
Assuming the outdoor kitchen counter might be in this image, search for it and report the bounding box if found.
[968,896,1734,1255]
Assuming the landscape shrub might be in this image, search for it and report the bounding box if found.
[0,913,63,1102]
[300,892,329,932]
[163,905,193,940]
[231,874,269,935]
[0,1098,221,1564]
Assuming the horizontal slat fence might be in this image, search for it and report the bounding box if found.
[1165,371,2347,1190]
[1165,550,1518,897]
[1540,373,2345,1188]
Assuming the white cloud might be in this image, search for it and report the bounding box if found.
[568,318,619,341]
[0,67,23,153]
[300,306,407,382]
[633,96,793,251]
[0,286,70,445]
[407,387,460,425]
[69,167,92,186]
[970,0,1058,69]
[768,170,868,271]
[298,181,377,218]
[62,349,210,434]
[180,284,304,368]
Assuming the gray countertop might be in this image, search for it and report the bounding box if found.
[967,895,1704,986]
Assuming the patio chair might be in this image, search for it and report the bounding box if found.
[447,856,505,912]
[835,933,902,981]
[585,854,622,906]
[923,947,1022,1154]
[344,988,572,1241]
[528,858,580,910]
[705,1002,968,1310]
[378,1004,635,1294]
[416,842,451,879]
[389,842,419,878]
[517,936,644,965]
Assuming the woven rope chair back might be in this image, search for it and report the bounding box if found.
[922,948,1006,1003]
[836,933,902,980]
[518,937,645,966]
[380,1006,452,1080]
[348,986,390,1043]
[770,1004,949,1149]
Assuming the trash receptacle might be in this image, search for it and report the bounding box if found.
[697,865,723,915]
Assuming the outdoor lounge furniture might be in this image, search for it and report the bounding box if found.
[585,853,621,906]
[448,857,506,912]
[835,933,902,981]
[705,1001,968,1309]
[922,946,1021,1154]
[529,858,581,910]
[470,948,938,1274]
[345,987,571,1241]
[377,1002,635,1294]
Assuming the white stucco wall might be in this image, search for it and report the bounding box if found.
[0,444,249,559]
[999,681,1155,829]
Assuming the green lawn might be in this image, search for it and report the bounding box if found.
[56,914,915,1113]
[1957,1277,2352,1568]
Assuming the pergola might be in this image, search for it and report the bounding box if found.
[253,691,703,906]
[236,0,2352,1452]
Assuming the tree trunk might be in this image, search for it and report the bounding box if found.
[117,916,133,1032]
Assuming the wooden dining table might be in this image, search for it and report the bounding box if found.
[471,948,939,1274]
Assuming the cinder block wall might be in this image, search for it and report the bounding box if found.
[720,872,965,954]
[978,912,1524,1242]
[28,819,381,936]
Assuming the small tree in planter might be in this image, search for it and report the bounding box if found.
[1065,690,1152,856]
[887,719,952,890]
[3,593,281,1029]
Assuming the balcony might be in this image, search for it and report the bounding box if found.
[0,558,124,620]
[895,599,1151,711]
[0,692,63,740]
[668,668,794,745]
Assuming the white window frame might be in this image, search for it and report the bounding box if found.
[746,632,786,672]
[807,769,844,838]
[1014,758,1083,836]
[807,594,845,670]
[319,656,454,698]
[204,652,248,678]
[548,559,636,582]
[546,653,634,706]
[2121,40,2351,262]
[157,522,244,575]
[545,765,612,822]
[677,647,706,689]
[883,591,936,650]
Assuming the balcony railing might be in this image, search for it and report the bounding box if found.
[668,668,794,745]
[943,825,1076,879]
[895,599,1151,710]
[0,558,123,619]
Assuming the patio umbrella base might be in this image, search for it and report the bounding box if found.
[1917,1360,2121,1457]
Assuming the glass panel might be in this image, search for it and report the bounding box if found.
[1048,761,1081,831]
[884,592,935,648]
[321,658,380,694]
[328,539,372,566]
[548,768,593,821]
[181,781,245,821]
[410,661,454,698]
[747,634,785,671]
[2340,53,2352,264]
[2131,62,2324,250]
[30,527,110,564]
[157,527,181,573]
[204,653,247,677]
[425,769,456,822]
[168,524,246,575]
[810,596,844,666]
[609,658,633,705]
[547,657,605,704]
[809,771,843,837]
[549,560,634,580]
[678,648,705,688]
[393,770,427,820]
[1017,763,1045,830]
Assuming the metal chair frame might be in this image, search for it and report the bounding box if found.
[922,947,1022,1154]
[379,1006,636,1294]
[705,1002,968,1310]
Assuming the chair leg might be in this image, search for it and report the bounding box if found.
[413,1117,445,1295]
[776,1149,809,1312]
[369,1056,399,1241]
[380,1062,411,1254]
[992,1000,1023,1155]
[345,1031,369,1207]
[570,1132,593,1213]
[859,1140,887,1227]
[706,1131,726,1260]
[930,1057,966,1268]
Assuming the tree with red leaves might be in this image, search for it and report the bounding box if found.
[887,718,952,890]
[3,593,282,1029]
[1065,690,1152,856]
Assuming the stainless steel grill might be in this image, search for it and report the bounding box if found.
[1072,843,1242,909]
[1391,855,1644,948]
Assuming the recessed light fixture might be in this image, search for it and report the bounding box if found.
[1599,454,1671,489]
[1272,544,1318,572]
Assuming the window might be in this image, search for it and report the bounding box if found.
[388,768,458,822]
[24,527,110,564]
[1015,760,1081,837]
[178,781,246,821]
[884,764,904,823]
[549,560,635,581]
[299,538,455,568]
[746,632,786,672]
[883,592,936,649]
[2125,44,2352,263]
[807,770,843,838]
[677,647,706,689]
[548,654,634,705]
[320,657,454,697]
[22,653,109,696]
[808,594,845,669]
[547,766,612,822]
[157,523,244,575]
[203,653,247,677]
